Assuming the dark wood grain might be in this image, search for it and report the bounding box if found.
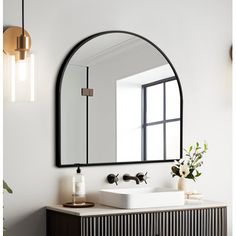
[47,210,81,236]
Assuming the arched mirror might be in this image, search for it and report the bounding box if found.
[56,31,183,167]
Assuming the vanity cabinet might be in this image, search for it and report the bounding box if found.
[47,202,227,236]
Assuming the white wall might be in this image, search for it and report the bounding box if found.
[3,0,232,236]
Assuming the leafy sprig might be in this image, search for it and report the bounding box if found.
[171,142,208,181]
[3,181,13,194]
[3,181,13,235]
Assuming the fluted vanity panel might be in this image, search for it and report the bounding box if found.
[156,208,227,236]
[80,208,226,236]
[47,206,227,236]
[81,213,157,236]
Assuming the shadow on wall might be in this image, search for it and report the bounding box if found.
[7,208,46,236]
[57,175,73,204]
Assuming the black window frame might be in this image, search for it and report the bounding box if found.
[142,76,182,161]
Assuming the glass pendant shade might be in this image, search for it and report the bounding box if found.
[3,27,35,102]
[4,53,35,102]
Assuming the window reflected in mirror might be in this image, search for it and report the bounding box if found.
[142,78,181,161]
[116,66,181,163]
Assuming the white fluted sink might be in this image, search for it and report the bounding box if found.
[99,187,184,209]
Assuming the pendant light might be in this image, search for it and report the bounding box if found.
[3,0,35,102]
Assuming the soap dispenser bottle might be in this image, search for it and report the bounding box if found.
[72,167,86,204]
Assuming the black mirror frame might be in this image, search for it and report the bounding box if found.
[55,30,183,167]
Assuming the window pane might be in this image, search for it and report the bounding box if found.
[116,79,142,162]
[146,84,163,123]
[166,121,180,160]
[146,124,163,160]
[166,80,180,119]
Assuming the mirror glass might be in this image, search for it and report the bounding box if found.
[57,32,182,166]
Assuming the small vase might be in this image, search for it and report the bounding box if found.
[178,177,186,192]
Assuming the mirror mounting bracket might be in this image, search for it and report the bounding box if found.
[81,88,94,97]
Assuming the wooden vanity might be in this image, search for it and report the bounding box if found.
[46,200,227,236]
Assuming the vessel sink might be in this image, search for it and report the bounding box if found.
[99,187,184,209]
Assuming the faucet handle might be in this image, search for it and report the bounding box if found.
[136,172,149,184]
[107,174,119,185]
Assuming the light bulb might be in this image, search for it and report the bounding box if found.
[16,59,28,81]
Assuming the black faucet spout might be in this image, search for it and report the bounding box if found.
[123,174,140,184]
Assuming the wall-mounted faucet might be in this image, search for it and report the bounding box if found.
[123,174,140,184]
[107,172,149,185]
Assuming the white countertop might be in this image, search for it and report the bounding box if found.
[47,200,227,217]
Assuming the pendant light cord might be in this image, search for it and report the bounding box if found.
[22,0,25,36]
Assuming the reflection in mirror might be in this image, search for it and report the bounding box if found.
[142,78,180,161]
[57,32,182,166]
[61,65,87,164]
